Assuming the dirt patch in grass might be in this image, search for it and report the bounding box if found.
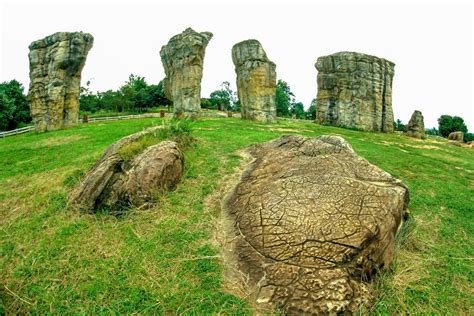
[32,135,87,148]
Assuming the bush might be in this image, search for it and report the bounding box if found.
[0,80,31,131]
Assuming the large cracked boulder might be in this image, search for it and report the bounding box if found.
[223,135,409,314]
[232,40,277,122]
[315,52,395,132]
[405,110,426,139]
[69,127,184,213]
[28,32,94,131]
[160,28,213,118]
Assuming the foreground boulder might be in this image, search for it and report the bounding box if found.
[405,110,426,139]
[448,131,464,142]
[160,28,213,118]
[69,127,184,212]
[223,135,409,314]
[28,32,94,131]
[315,52,395,132]
[232,40,277,122]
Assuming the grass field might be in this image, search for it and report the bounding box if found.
[0,117,472,314]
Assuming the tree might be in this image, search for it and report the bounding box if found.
[394,119,406,132]
[0,80,31,131]
[438,115,468,137]
[276,80,294,117]
[305,98,317,120]
[209,81,235,111]
[290,102,305,119]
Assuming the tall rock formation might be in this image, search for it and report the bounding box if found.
[160,28,213,117]
[232,40,276,122]
[405,110,426,139]
[315,52,395,132]
[28,32,94,131]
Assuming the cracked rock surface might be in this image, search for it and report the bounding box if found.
[315,52,395,132]
[28,32,93,131]
[160,28,213,118]
[69,127,184,213]
[232,39,277,122]
[223,135,409,314]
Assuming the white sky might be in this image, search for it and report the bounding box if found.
[1,0,473,129]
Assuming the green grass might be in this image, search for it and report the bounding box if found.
[0,117,472,314]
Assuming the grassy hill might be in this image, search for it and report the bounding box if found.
[0,117,472,314]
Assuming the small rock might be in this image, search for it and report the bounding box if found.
[448,131,464,142]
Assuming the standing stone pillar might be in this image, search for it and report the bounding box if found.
[315,52,395,132]
[405,110,426,139]
[160,28,213,118]
[28,32,94,131]
[232,40,276,122]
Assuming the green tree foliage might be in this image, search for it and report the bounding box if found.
[290,102,305,119]
[394,119,406,132]
[209,81,236,111]
[79,76,171,114]
[276,80,294,117]
[425,127,440,136]
[437,115,468,138]
[465,133,474,142]
[0,80,31,131]
[305,98,317,120]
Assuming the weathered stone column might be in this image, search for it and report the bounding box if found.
[315,52,395,132]
[232,40,276,122]
[405,110,426,139]
[28,32,94,131]
[160,28,213,118]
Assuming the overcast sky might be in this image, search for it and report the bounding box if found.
[1,0,473,129]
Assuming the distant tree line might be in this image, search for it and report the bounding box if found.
[79,74,171,114]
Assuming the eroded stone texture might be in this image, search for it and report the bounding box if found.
[448,131,464,142]
[315,52,395,132]
[69,127,184,213]
[160,28,213,117]
[405,110,426,139]
[28,32,94,131]
[223,135,409,314]
[232,40,276,122]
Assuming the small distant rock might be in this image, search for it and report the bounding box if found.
[69,127,184,213]
[448,131,464,142]
[222,135,409,314]
[405,110,426,139]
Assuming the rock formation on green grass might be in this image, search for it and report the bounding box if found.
[223,135,409,314]
[448,131,464,142]
[160,28,213,118]
[405,110,426,139]
[232,40,277,122]
[69,127,184,213]
[315,52,395,132]
[28,32,94,131]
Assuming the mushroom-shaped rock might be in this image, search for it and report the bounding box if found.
[160,28,213,118]
[222,135,409,314]
[405,110,426,139]
[315,52,395,132]
[28,32,94,131]
[69,127,184,213]
[232,40,277,122]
